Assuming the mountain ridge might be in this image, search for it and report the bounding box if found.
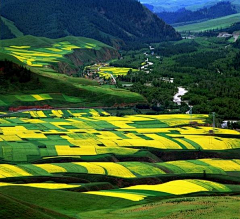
[1,0,181,45]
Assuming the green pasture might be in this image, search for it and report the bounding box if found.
[79,196,240,219]
[176,13,240,32]
[0,180,238,219]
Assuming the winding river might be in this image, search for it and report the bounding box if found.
[173,87,188,105]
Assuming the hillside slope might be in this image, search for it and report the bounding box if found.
[0,16,24,39]
[0,35,119,70]
[0,59,145,109]
[1,0,181,44]
[0,35,145,108]
[0,17,15,39]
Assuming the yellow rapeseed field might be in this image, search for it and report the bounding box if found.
[0,182,81,190]
[74,162,105,175]
[37,111,47,118]
[0,135,22,141]
[166,160,215,174]
[4,41,83,67]
[51,110,64,117]
[89,109,100,117]
[184,135,232,150]
[201,159,240,171]
[10,46,31,49]
[0,164,31,178]
[123,180,208,195]
[55,145,97,156]
[174,138,196,149]
[98,67,135,79]
[190,179,231,192]
[85,191,146,201]
[93,162,136,178]
[34,164,67,173]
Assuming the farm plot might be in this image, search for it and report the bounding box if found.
[0,111,239,163]
[0,159,239,179]
[18,109,109,118]
[0,182,81,190]
[98,67,137,79]
[0,94,85,107]
[85,179,234,201]
[0,110,238,217]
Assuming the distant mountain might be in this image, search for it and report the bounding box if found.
[157,2,238,25]
[1,0,181,45]
[141,0,240,12]
[140,0,212,12]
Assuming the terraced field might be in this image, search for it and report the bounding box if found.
[0,109,239,218]
[0,158,239,179]
[0,36,105,67]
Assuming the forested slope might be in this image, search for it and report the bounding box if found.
[1,0,181,44]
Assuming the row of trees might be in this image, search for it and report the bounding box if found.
[0,60,40,93]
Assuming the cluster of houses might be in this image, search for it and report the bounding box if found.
[84,63,118,85]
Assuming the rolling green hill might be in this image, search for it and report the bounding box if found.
[176,13,240,32]
[79,196,240,219]
[0,186,240,219]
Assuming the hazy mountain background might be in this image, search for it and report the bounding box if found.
[141,0,240,12]
[157,1,238,25]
